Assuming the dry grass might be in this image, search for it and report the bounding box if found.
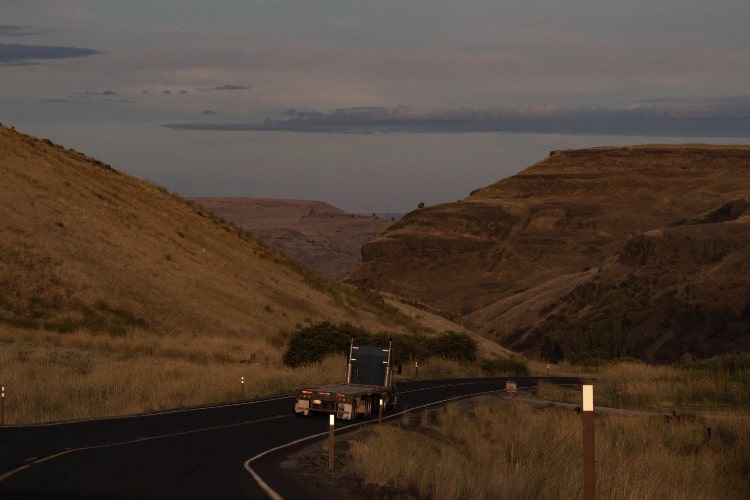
[348,397,750,499]
[533,360,750,413]
[0,325,348,424]
[346,358,750,498]
[0,322,493,424]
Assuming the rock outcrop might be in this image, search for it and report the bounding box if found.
[347,145,750,362]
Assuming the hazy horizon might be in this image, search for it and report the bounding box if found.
[2,1,748,212]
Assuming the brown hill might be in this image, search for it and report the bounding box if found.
[346,145,750,362]
[0,124,429,339]
[189,198,393,280]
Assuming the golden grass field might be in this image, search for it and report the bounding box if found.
[348,396,750,499]
[0,323,492,424]
[345,357,750,500]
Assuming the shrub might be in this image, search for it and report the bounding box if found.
[281,321,369,367]
[282,323,478,367]
[429,331,477,362]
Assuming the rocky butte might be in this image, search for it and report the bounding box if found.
[346,145,750,363]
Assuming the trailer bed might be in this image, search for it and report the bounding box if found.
[302,383,386,396]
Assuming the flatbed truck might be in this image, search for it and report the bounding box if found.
[294,339,396,420]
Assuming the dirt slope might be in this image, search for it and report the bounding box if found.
[346,145,750,362]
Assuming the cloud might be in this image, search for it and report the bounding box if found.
[0,25,44,37]
[44,90,130,104]
[214,84,249,91]
[0,42,100,65]
[163,97,750,138]
[83,90,117,97]
[199,84,251,91]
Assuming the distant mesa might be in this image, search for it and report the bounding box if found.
[346,144,750,363]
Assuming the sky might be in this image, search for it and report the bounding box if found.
[2,1,749,213]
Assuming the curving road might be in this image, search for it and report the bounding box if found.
[0,377,582,499]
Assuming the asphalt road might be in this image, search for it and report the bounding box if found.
[0,377,582,499]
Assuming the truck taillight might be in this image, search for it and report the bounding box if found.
[336,394,350,403]
[300,390,313,398]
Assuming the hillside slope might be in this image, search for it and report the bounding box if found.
[0,124,417,339]
[346,145,750,362]
[189,198,393,279]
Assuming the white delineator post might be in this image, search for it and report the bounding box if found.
[328,414,335,471]
[582,385,595,500]
[1,386,5,426]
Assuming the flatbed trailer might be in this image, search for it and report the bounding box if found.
[294,340,396,420]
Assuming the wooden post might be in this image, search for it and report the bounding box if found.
[328,414,335,471]
[582,385,595,500]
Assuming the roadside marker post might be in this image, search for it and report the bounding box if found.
[328,414,335,471]
[1,385,5,426]
[379,398,383,424]
[582,384,595,500]
[505,381,517,400]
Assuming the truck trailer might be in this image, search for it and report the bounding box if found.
[294,339,396,420]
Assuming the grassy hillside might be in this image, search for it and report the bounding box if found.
[347,145,750,362]
[0,124,460,423]
[0,124,417,337]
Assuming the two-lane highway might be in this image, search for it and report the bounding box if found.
[0,377,582,499]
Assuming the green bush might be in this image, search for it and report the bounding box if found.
[282,322,477,367]
[429,331,477,362]
[282,321,369,367]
